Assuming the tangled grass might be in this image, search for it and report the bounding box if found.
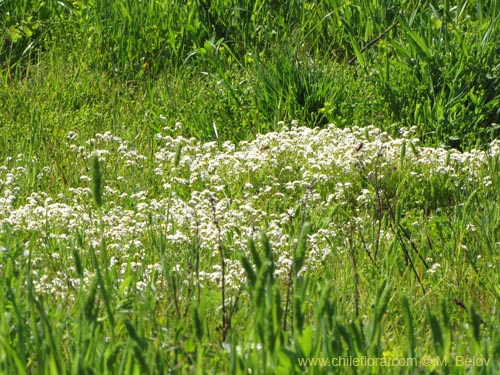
[2,124,500,372]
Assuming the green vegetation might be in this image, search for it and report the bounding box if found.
[1,0,500,373]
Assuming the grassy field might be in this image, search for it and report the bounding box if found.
[1,0,500,374]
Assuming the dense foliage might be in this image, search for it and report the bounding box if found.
[2,0,500,149]
[1,1,500,374]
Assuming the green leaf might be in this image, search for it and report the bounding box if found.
[398,14,432,60]
[293,222,310,276]
[248,236,261,269]
[401,295,415,358]
[298,325,314,357]
[184,339,196,353]
[240,255,257,288]
[349,33,366,67]
[428,308,444,356]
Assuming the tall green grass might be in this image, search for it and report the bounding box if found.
[2,0,499,149]
[1,124,499,373]
[2,0,500,374]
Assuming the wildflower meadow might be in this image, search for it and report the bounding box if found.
[2,0,500,374]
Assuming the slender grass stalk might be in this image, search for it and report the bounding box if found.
[401,294,415,359]
[209,193,229,342]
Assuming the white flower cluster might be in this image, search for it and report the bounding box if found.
[0,124,497,298]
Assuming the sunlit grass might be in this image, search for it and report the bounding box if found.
[2,124,500,373]
[1,0,500,373]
